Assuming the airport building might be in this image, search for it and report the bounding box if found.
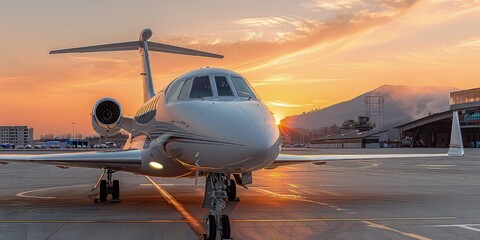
[396,87,480,148]
[0,126,34,145]
[310,130,388,149]
[310,116,389,149]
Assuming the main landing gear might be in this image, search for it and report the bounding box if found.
[93,169,120,203]
[203,173,235,240]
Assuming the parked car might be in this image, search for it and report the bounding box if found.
[24,144,32,149]
[105,142,118,148]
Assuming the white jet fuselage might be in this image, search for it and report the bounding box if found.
[125,68,281,177]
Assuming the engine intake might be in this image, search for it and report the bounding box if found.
[92,98,123,136]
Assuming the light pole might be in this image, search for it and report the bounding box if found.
[71,123,75,139]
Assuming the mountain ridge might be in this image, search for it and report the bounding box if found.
[282,85,458,130]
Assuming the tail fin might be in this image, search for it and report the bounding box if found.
[50,28,223,102]
[448,111,464,156]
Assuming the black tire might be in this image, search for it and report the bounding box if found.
[227,179,236,201]
[112,180,120,200]
[221,215,231,239]
[99,180,107,202]
[205,215,216,240]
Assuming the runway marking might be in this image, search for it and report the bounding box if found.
[288,184,303,188]
[0,216,456,224]
[363,220,432,240]
[144,176,204,236]
[16,185,90,199]
[250,187,304,199]
[434,224,480,233]
[252,186,441,239]
[251,187,345,210]
[140,183,201,186]
[359,161,381,169]
[418,164,456,170]
[0,220,189,223]
[315,189,345,197]
[234,217,456,223]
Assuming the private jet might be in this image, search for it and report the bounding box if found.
[0,29,464,240]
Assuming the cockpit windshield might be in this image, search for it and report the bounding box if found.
[167,74,258,102]
[231,76,256,98]
[215,76,234,96]
[190,76,213,99]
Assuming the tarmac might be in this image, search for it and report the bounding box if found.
[0,148,479,240]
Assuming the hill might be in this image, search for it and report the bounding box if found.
[282,85,457,130]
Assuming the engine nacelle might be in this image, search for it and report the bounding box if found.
[91,98,123,136]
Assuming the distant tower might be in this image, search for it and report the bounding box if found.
[364,96,384,130]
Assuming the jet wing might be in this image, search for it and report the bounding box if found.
[269,111,464,169]
[268,152,449,169]
[0,150,142,170]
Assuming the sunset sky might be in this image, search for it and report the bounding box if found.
[1,0,480,138]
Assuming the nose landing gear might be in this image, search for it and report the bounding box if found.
[203,173,233,240]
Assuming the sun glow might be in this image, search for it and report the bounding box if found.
[274,114,284,126]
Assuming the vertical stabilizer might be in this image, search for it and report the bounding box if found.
[448,111,464,156]
[139,29,156,102]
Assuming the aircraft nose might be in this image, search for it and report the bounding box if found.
[196,102,278,148]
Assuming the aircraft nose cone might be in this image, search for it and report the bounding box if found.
[193,101,280,169]
[196,102,277,147]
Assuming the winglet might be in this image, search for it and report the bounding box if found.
[448,111,464,156]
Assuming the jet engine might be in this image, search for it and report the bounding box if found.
[91,98,123,136]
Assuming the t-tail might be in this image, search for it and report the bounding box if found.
[448,110,464,156]
[49,28,223,102]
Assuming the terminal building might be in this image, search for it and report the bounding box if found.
[0,126,34,145]
[396,87,480,148]
[310,116,389,149]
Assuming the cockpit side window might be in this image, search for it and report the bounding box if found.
[168,79,183,101]
[190,76,213,99]
[231,76,256,98]
[178,78,192,100]
[215,76,234,96]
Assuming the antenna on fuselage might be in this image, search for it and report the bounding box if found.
[49,28,224,102]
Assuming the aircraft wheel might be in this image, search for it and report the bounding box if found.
[99,180,107,202]
[226,179,236,201]
[221,214,231,239]
[205,215,216,240]
[112,180,120,201]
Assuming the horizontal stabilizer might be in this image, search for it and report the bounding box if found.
[50,41,224,59]
[50,41,140,54]
[147,41,223,59]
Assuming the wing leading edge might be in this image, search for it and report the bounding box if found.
[270,111,464,169]
[0,150,142,170]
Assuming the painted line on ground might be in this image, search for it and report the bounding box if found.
[144,176,204,236]
[251,186,442,240]
[16,185,90,199]
[0,217,457,224]
[434,224,480,233]
[363,220,432,240]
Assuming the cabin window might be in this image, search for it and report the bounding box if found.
[178,78,192,100]
[231,76,255,98]
[215,76,234,96]
[189,76,213,99]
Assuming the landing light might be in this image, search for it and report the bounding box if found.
[149,161,164,170]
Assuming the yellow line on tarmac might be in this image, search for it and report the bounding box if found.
[144,176,204,236]
[363,220,432,240]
